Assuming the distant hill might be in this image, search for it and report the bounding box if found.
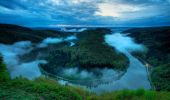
[0,23,129,74]
[0,24,67,44]
[124,27,170,65]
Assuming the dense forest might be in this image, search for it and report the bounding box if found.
[0,24,71,44]
[41,28,129,77]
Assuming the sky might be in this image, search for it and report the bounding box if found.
[0,0,170,27]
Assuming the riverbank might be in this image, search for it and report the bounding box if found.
[123,27,170,91]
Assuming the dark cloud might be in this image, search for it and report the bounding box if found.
[0,0,26,9]
[0,0,169,27]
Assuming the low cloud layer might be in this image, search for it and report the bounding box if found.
[105,33,145,53]
[38,35,77,48]
[87,31,151,93]
[0,37,123,85]
[60,28,87,32]
[55,66,123,87]
[38,37,63,48]
[0,30,150,91]
[59,67,121,80]
[0,35,78,79]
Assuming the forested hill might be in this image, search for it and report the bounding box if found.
[0,24,68,44]
[124,27,170,55]
[0,24,129,70]
[123,27,170,91]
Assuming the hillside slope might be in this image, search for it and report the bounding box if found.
[41,29,129,78]
[0,24,67,44]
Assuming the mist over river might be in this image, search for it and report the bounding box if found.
[0,30,151,93]
[91,32,151,93]
[58,32,151,94]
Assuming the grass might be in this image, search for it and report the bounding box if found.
[87,89,170,100]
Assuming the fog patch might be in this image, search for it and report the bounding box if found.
[0,41,46,80]
[70,42,75,46]
[38,35,77,48]
[64,36,77,41]
[105,33,145,53]
[61,67,95,79]
[90,52,151,93]
[58,80,68,85]
[78,28,87,32]
[38,37,63,48]
[56,67,123,86]
[60,28,87,32]
[11,60,47,79]
[88,32,151,93]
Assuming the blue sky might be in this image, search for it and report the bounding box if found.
[0,0,170,27]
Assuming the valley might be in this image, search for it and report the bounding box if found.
[0,24,170,99]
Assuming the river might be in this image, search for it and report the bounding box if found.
[90,50,151,94]
[55,32,151,94]
[0,31,151,94]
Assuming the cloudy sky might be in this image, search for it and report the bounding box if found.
[0,0,170,27]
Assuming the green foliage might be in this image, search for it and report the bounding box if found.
[1,24,170,99]
[116,89,135,100]
[66,29,128,70]
[151,63,170,91]
[0,87,38,100]
[135,88,145,96]
[124,27,170,66]
[42,29,129,75]
[0,77,83,100]
[0,24,70,44]
[0,56,10,82]
[6,78,82,100]
[144,91,156,100]
[87,89,170,100]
